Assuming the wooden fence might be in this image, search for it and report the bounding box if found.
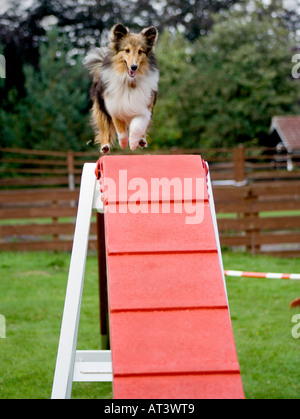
[0,147,99,189]
[0,146,300,256]
[214,182,300,257]
[1,145,300,188]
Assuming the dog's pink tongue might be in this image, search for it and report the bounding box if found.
[129,69,137,78]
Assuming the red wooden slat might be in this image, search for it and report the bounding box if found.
[100,155,209,204]
[105,205,215,254]
[110,309,241,376]
[114,373,245,400]
[107,253,228,311]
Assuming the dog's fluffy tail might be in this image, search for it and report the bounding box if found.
[83,47,108,79]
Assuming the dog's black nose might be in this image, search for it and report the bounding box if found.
[131,64,138,71]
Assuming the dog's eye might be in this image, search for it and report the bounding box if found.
[125,48,130,53]
[138,50,143,55]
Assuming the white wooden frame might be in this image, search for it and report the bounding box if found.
[51,161,226,399]
[51,163,111,399]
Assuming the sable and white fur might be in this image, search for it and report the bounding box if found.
[84,24,159,153]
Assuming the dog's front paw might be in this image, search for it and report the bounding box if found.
[129,138,139,151]
[139,138,148,149]
[118,135,129,150]
[101,144,111,154]
[129,137,148,151]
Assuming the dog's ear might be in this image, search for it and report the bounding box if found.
[111,24,129,47]
[141,26,158,52]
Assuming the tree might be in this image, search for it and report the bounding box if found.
[0,0,118,100]
[1,0,300,151]
[190,0,300,146]
[149,31,194,148]
[159,0,243,41]
[0,0,247,100]
[1,0,300,108]
[7,28,93,150]
[151,0,300,148]
[0,43,16,148]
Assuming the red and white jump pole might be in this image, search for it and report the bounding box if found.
[224,270,300,308]
[224,270,300,281]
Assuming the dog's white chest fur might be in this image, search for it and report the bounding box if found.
[102,68,159,121]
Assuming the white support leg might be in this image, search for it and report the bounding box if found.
[51,164,101,399]
[205,163,229,306]
[73,351,112,382]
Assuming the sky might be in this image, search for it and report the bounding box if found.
[0,0,299,14]
[0,0,33,13]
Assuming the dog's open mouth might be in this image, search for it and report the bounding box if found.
[128,69,137,78]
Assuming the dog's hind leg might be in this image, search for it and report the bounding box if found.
[113,117,129,150]
[92,102,115,153]
[99,122,116,154]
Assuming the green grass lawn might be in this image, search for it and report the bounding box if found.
[0,251,299,399]
[222,252,300,399]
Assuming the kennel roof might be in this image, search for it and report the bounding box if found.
[271,115,300,152]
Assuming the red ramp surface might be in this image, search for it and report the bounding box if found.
[100,155,244,399]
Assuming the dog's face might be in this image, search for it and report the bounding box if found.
[110,24,158,78]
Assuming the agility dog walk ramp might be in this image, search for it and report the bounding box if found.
[52,155,244,399]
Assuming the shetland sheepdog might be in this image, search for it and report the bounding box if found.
[84,24,159,153]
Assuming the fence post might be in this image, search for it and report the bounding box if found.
[67,151,75,191]
[67,151,76,208]
[234,145,245,183]
[52,199,59,242]
[243,189,260,255]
